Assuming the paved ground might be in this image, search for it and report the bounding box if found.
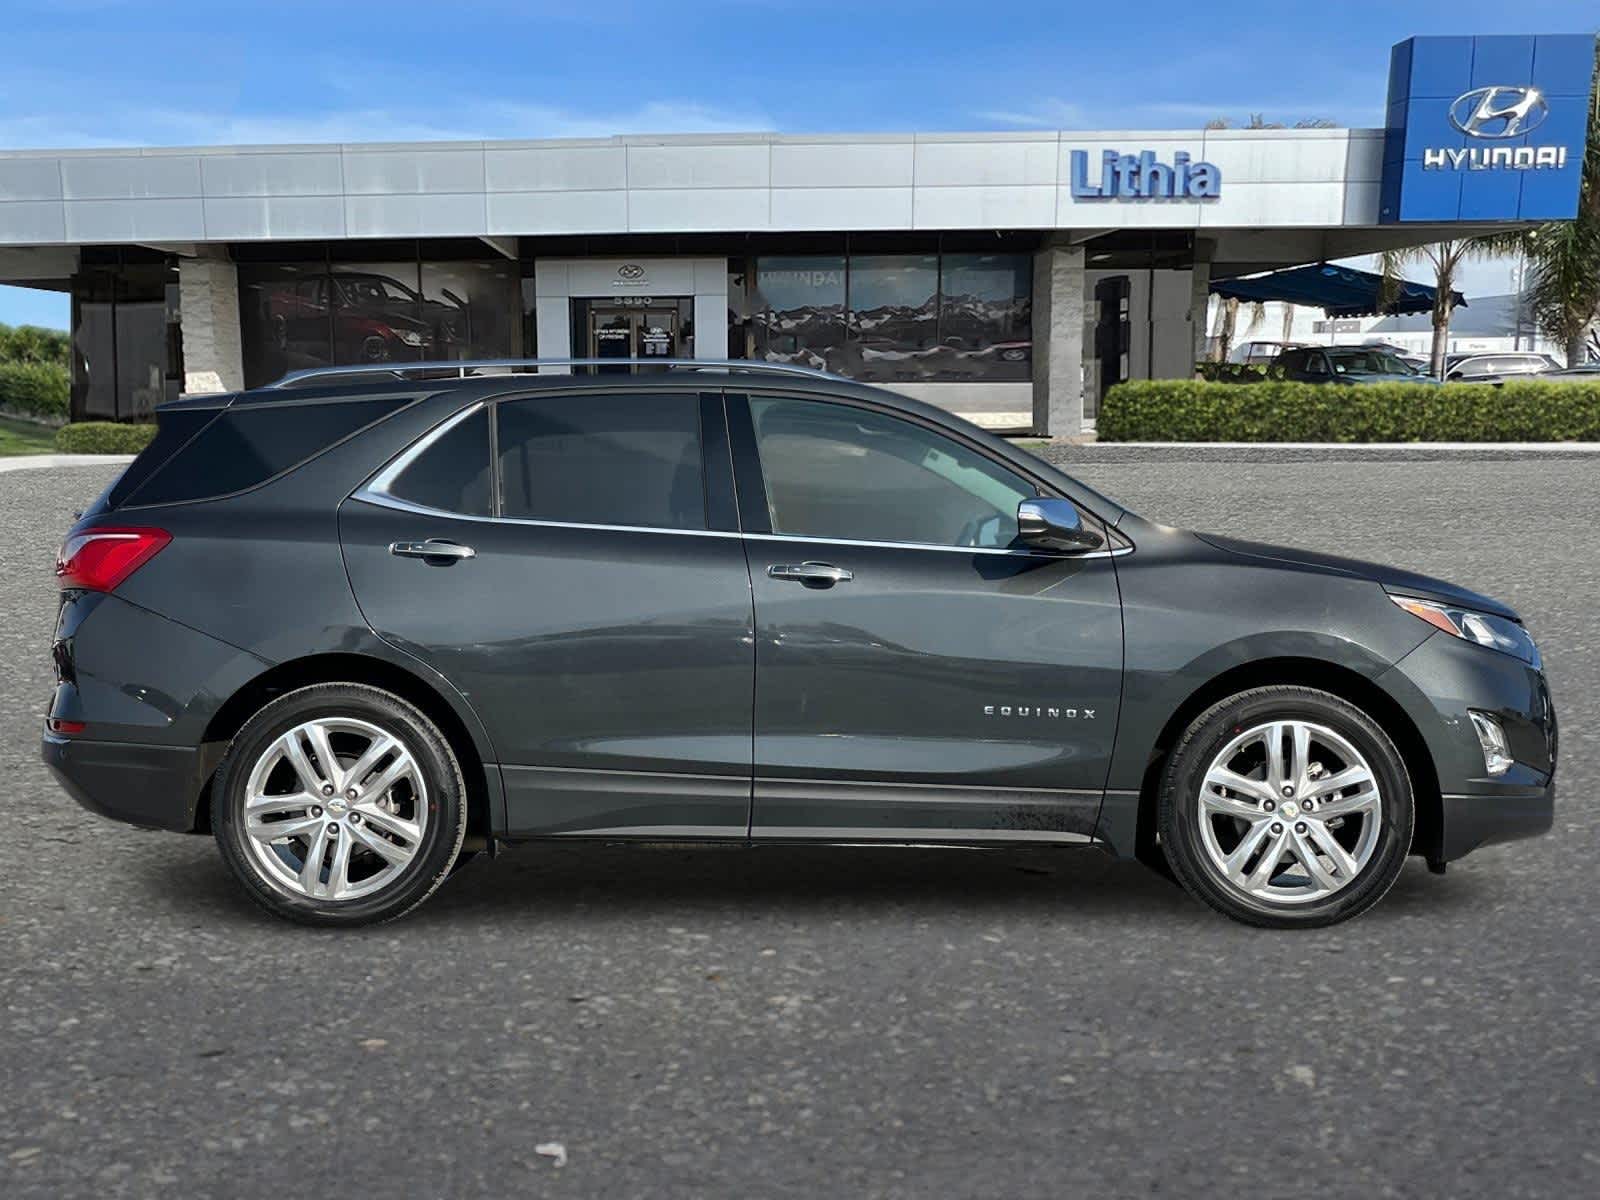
[2,458,1596,1199]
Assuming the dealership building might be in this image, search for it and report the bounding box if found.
[0,34,1593,435]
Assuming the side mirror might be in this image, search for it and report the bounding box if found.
[1016,498,1104,552]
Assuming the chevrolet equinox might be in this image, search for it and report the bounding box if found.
[44,360,1557,928]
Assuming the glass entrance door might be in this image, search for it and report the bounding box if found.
[586,306,680,369]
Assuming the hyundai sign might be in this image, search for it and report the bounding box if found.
[1380,35,1596,223]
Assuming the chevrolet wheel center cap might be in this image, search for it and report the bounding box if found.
[1281,800,1300,820]
[326,797,348,816]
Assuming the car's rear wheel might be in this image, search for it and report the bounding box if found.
[1158,686,1414,928]
[213,683,467,926]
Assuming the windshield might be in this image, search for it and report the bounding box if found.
[334,275,420,307]
[1327,349,1413,375]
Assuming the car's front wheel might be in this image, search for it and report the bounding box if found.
[213,683,467,926]
[1158,686,1414,928]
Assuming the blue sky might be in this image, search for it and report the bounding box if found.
[3,0,1597,328]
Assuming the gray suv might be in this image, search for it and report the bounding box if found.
[44,360,1556,928]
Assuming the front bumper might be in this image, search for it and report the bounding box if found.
[1439,781,1555,862]
[1384,629,1557,863]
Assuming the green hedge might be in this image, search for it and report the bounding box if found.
[0,361,70,422]
[1099,379,1600,442]
[55,422,156,455]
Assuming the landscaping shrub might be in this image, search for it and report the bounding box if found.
[1098,378,1600,442]
[0,361,70,422]
[55,422,157,454]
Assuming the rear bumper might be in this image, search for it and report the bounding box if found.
[1438,779,1555,863]
[43,591,269,832]
[43,732,208,832]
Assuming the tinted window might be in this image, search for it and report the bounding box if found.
[105,406,219,509]
[749,398,1036,548]
[1275,349,1308,372]
[497,393,704,529]
[385,407,491,516]
[126,396,410,506]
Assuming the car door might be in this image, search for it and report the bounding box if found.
[728,391,1124,844]
[339,388,755,839]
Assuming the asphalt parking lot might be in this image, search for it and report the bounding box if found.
[3,455,1596,1198]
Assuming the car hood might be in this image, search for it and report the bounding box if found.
[1192,532,1519,620]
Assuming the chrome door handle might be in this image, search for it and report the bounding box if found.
[389,539,476,561]
[767,561,852,587]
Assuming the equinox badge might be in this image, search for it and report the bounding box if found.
[984,704,1095,720]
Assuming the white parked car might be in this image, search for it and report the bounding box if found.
[1444,352,1561,382]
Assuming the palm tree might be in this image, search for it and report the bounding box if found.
[1378,239,1502,378]
[1500,40,1600,366]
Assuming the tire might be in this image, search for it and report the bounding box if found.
[213,683,468,926]
[1158,686,1414,929]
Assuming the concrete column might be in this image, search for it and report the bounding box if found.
[178,257,243,394]
[1031,241,1085,437]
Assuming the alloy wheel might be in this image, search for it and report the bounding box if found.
[240,717,428,902]
[1196,720,1382,905]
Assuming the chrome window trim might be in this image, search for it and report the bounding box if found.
[353,487,744,540]
[742,531,1130,559]
[352,489,1129,558]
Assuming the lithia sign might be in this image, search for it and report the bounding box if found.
[1068,149,1222,200]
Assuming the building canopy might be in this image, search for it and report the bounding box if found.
[1210,263,1466,319]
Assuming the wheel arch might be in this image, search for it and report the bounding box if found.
[1128,656,1441,871]
[194,651,497,842]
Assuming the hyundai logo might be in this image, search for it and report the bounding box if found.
[616,263,646,281]
[1448,86,1549,139]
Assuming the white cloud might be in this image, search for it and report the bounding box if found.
[970,98,1089,129]
[0,97,774,150]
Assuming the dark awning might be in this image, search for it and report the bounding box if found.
[1210,263,1466,319]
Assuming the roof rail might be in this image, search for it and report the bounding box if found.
[267,357,845,389]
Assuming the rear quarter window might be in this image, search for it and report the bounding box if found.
[123,396,411,507]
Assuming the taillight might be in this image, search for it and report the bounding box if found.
[56,527,171,592]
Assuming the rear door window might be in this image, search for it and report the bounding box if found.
[382,406,492,516]
[495,392,705,530]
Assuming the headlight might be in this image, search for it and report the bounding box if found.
[396,329,426,347]
[1390,594,1540,667]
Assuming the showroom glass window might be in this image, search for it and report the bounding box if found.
[938,254,1031,382]
[496,393,705,530]
[753,256,847,373]
[749,397,1035,548]
[70,259,181,422]
[751,250,1030,384]
[237,244,521,388]
[846,255,938,382]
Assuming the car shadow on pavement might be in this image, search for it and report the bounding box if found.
[140,838,1498,930]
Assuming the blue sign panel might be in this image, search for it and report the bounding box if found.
[1380,35,1596,223]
